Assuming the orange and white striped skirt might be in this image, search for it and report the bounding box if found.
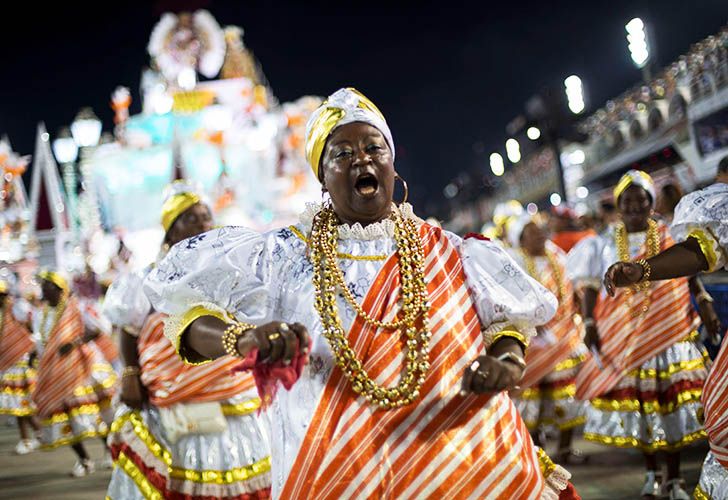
[0,354,37,417]
[583,336,708,452]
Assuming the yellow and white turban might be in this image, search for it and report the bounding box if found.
[304,87,394,180]
[161,180,206,233]
[613,169,655,203]
[38,270,70,292]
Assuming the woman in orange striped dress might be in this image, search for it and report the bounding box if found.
[567,170,718,499]
[0,279,41,454]
[105,181,271,500]
[507,216,588,465]
[145,88,577,499]
[31,270,117,477]
[604,173,728,499]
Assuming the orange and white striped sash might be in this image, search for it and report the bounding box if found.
[281,225,544,499]
[519,253,582,390]
[138,312,254,407]
[0,299,35,372]
[575,225,698,400]
[81,301,119,364]
[92,333,119,365]
[703,336,728,468]
[32,298,96,417]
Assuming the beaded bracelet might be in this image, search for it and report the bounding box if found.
[221,321,256,358]
[636,258,651,283]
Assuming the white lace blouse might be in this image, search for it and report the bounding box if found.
[670,182,728,271]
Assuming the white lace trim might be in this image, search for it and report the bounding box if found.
[540,463,572,500]
[298,202,421,240]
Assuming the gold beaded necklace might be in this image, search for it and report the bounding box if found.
[39,295,68,345]
[310,206,431,410]
[614,219,660,318]
[521,249,566,304]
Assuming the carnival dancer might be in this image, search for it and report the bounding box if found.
[73,264,121,372]
[506,215,588,465]
[0,279,41,454]
[31,270,117,477]
[144,88,579,499]
[568,170,719,499]
[604,158,728,499]
[105,181,271,500]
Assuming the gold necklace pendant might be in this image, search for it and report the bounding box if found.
[310,207,432,409]
[615,219,659,318]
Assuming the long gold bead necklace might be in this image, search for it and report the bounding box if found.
[614,219,660,318]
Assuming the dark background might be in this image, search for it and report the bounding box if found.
[2,0,726,217]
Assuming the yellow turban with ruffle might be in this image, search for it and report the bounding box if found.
[38,270,69,292]
[304,88,394,180]
[160,180,204,233]
[613,169,655,203]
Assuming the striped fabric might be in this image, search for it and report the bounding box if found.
[138,312,255,407]
[519,251,582,390]
[32,298,113,418]
[703,338,728,468]
[575,224,699,400]
[0,299,34,372]
[281,225,547,499]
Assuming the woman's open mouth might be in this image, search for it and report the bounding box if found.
[354,173,379,198]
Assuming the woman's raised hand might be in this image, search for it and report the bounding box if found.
[244,322,310,364]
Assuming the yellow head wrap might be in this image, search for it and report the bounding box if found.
[304,88,394,180]
[160,180,205,233]
[613,169,656,203]
[38,270,69,292]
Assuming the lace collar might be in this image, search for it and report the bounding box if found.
[298,202,421,240]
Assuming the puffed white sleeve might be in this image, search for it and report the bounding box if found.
[102,270,151,335]
[11,299,32,323]
[566,234,604,290]
[143,226,278,363]
[671,183,728,272]
[450,233,558,349]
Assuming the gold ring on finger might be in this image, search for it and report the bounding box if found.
[268,332,282,341]
[279,323,290,332]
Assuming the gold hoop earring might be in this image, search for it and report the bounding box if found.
[395,174,409,205]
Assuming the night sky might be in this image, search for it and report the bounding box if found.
[2,0,726,217]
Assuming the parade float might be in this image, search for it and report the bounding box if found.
[26,10,322,274]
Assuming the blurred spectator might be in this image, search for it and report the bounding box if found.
[655,182,684,224]
[597,199,618,232]
[549,205,597,253]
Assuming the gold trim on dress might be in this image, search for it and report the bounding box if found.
[173,305,231,365]
[583,429,706,452]
[0,406,36,417]
[169,456,271,485]
[553,354,587,372]
[40,429,108,450]
[221,399,261,416]
[688,229,720,272]
[693,483,710,500]
[519,384,577,401]
[116,451,164,500]
[110,411,172,467]
[591,388,703,415]
[622,356,706,380]
[491,329,530,350]
[41,400,112,425]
